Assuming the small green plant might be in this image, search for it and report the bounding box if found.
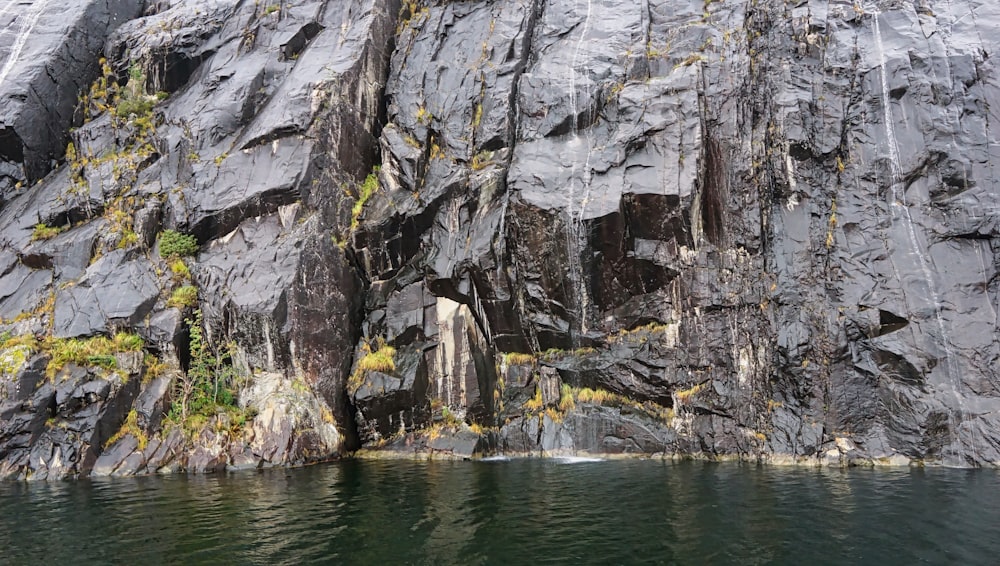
[440,406,461,426]
[31,223,64,241]
[116,229,139,249]
[158,230,199,259]
[416,106,432,124]
[470,150,493,170]
[143,353,168,382]
[263,4,280,15]
[471,103,483,128]
[167,285,198,309]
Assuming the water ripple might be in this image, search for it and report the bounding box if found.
[1,461,999,564]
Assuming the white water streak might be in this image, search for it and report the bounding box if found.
[564,0,593,337]
[0,0,51,88]
[873,10,965,465]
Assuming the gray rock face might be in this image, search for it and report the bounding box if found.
[2,0,1000,476]
[53,249,160,338]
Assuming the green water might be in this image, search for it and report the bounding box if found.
[0,458,997,564]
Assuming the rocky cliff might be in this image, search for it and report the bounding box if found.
[0,0,997,478]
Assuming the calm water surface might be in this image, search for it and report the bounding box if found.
[0,459,997,564]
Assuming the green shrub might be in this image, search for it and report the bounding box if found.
[115,96,155,120]
[165,310,246,432]
[114,63,155,121]
[158,230,199,258]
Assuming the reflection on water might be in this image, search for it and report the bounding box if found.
[1,460,999,564]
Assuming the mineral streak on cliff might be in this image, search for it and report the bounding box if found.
[0,0,998,479]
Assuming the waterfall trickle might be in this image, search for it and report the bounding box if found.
[0,0,52,88]
[872,9,967,465]
[564,0,594,341]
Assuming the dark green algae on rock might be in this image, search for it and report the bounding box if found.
[1,0,1000,479]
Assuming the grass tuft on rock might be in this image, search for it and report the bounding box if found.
[105,409,148,451]
[350,166,380,231]
[44,332,144,379]
[31,223,65,241]
[167,285,198,309]
[349,339,396,391]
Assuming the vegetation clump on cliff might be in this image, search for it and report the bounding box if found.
[158,230,199,259]
[349,338,396,391]
[166,310,248,435]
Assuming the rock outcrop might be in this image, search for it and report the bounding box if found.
[1,0,999,477]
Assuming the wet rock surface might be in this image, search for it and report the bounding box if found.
[2,0,1000,477]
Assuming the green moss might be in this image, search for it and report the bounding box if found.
[0,344,31,375]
